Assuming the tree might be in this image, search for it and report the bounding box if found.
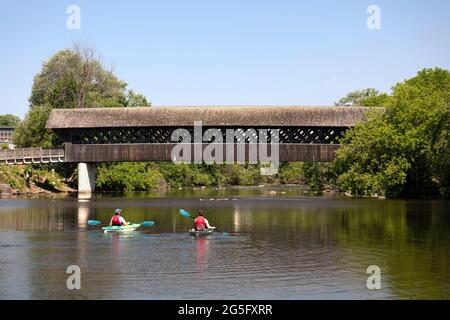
[13,105,59,148]
[333,68,450,198]
[125,90,151,107]
[15,44,150,147]
[335,88,389,106]
[0,114,20,127]
[30,45,129,109]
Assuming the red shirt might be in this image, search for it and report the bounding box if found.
[111,215,123,226]
[195,216,206,230]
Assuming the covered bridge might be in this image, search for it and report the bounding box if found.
[46,106,371,193]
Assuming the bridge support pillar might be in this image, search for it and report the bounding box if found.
[78,163,96,195]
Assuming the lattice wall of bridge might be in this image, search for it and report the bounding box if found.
[69,127,347,145]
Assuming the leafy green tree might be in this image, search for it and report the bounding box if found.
[335,88,389,106]
[29,46,127,109]
[333,68,450,198]
[125,90,151,107]
[0,114,20,127]
[13,105,59,147]
[14,44,150,147]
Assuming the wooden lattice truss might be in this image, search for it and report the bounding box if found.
[70,127,347,145]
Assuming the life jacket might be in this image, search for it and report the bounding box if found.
[195,216,206,231]
[111,215,122,226]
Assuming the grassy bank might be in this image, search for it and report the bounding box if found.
[0,164,75,194]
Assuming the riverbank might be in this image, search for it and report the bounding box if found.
[1,162,330,196]
[0,164,76,195]
[2,163,435,200]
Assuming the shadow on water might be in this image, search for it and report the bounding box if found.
[0,187,449,299]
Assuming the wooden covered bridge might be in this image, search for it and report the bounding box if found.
[4,106,371,193]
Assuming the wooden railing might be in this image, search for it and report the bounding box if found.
[0,148,65,165]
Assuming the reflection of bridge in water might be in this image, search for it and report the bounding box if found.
[1,106,371,194]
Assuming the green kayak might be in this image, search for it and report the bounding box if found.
[102,223,141,233]
[189,228,215,236]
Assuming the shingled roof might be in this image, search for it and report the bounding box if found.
[46,106,373,129]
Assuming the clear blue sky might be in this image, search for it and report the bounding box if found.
[0,0,449,118]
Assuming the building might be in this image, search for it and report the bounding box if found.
[0,127,15,148]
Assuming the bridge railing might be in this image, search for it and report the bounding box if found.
[0,148,65,165]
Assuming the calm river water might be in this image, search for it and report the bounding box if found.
[0,187,449,299]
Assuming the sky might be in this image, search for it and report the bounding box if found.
[0,0,449,118]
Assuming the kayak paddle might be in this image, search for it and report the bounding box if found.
[87,219,155,227]
[179,209,192,218]
[140,221,155,227]
[179,209,229,236]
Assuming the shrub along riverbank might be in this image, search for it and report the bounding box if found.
[0,162,329,195]
[95,162,329,191]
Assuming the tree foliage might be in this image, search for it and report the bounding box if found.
[14,44,150,148]
[12,105,59,148]
[29,46,127,109]
[333,68,450,198]
[0,114,20,127]
[335,88,389,106]
[96,163,164,191]
[279,162,304,184]
[125,90,151,107]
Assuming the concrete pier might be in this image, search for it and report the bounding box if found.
[78,163,96,195]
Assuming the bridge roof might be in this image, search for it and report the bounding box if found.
[46,106,372,129]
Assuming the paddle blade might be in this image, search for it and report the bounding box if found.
[141,221,155,227]
[179,209,191,217]
[87,220,102,226]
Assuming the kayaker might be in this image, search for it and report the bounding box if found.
[194,210,215,231]
[110,208,128,226]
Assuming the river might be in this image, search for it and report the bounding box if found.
[0,186,449,299]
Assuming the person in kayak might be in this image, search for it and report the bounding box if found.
[194,210,215,231]
[110,208,128,226]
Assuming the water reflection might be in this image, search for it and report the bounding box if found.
[0,189,449,299]
[194,237,210,272]
[77,202,91,230]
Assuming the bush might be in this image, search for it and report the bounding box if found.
[96,163,165,191]
[279,162,304,184]
[220,164,263,186]
[303,162,327,191]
